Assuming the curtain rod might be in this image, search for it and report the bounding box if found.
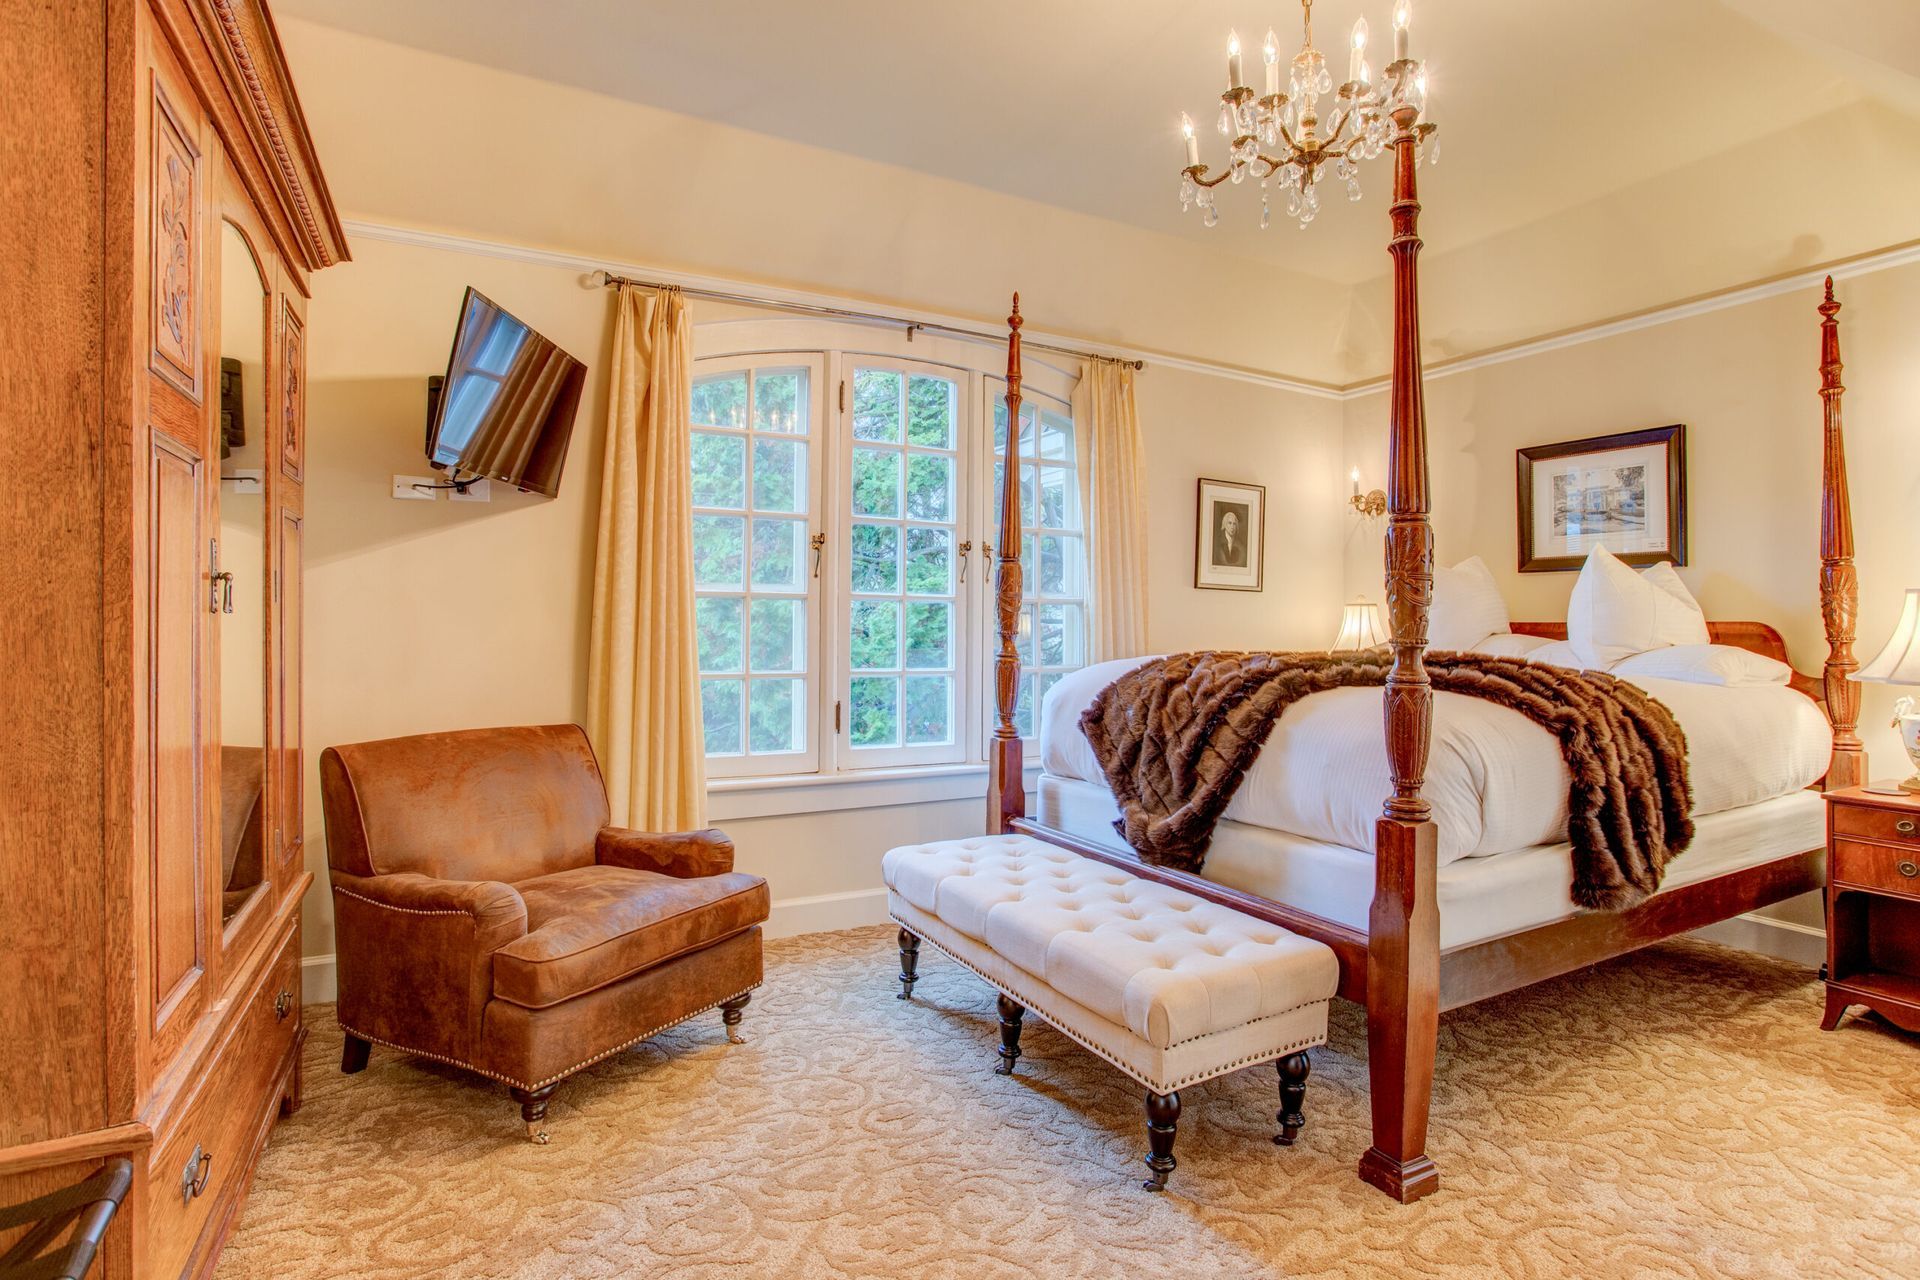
[586,269,1144,371]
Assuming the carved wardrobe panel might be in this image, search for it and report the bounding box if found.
[0,1,346,1275]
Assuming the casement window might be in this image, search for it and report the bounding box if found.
[991,387,1085,739]
[689,339,1085,784]
[690,357,827,777]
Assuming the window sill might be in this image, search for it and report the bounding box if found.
[707,761,1041,821]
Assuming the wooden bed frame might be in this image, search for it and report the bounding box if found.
[984,126,1863,1203]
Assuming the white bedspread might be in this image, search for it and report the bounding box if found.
[1040,657,1833,865]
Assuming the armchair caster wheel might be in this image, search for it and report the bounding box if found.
[511,1083,559,1146]
[720,993,751,1045]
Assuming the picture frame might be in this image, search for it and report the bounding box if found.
[1515,425,1686,573]
[1194,477,1265,591]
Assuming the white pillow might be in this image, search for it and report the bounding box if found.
[1472,632,1554,658]
[1566,546,1708,666]
[1611,643,1792,687]
[1429,556,1511,650]
[1526,639,1607,671]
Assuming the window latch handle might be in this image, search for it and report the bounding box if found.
[958,541,972,584]
[809,531,825,579]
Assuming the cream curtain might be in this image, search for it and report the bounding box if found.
[1073,359,1149,662]
[587,285,706,830]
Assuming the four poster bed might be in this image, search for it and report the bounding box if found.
[983,127,1863,1203]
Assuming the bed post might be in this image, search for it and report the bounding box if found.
[988,295,1027,834]
[1818,278,1865,790]
[1358,108,1443,1205]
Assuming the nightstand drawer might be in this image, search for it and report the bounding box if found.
[1831,804,1920,847]
[1832,840,1920,899]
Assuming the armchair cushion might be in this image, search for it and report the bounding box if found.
[492,865,769,1010]
[595,826,736,879]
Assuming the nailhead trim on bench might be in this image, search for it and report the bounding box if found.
[892,913,1326,1094]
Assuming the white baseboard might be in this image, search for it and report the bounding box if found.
[764,886,891,938]
[1689,912,1826,968]
[297,886,891,1006]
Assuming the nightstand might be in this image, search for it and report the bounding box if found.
[1822,786,1920,1033]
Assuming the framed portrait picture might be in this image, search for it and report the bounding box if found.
[1516,425,1686,573]
[1194,477,1265,591]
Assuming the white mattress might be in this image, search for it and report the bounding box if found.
[1041,657,1832,863]
[1035,775,1825,951]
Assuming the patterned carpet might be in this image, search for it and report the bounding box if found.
[216,926,1919,1280]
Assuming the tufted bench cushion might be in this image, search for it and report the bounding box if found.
[883,834,1337,1096]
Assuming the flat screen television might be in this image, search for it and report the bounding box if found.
[424,287,586,497]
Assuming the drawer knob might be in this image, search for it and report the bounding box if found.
[1899,861,1918,879]
[274,989,294,1021]
[1897,820,1916,834]
[180,1146,212,1202]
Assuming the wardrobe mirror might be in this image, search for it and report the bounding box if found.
[217,219,269,928]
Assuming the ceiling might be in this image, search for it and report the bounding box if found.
[276,0,1914,287]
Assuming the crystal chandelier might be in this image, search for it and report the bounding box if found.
[1177,0,1437,228]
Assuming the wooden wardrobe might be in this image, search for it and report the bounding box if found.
[0,0,345,1274]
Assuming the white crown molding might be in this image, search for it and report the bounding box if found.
[340,217,1347,400]
[341,218,1919,404]
[1338,238,1920,399]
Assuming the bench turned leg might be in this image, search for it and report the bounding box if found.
[994,994,1025,1075]
[341,1033,371,1075]
[1142,1090,1181,1191]
[1274,1051,1311,1146]
[897,928,921,1000]
[720,993,751,1044]
[510,1083,558,1145]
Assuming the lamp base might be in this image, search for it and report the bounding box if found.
[1860,777,1920,796]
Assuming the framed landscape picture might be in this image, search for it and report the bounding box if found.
[1516,425,1686,573]
[1194,477,1265,591]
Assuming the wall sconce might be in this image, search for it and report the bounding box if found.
[1331,598,1389,651]
[1349,468,1386,518]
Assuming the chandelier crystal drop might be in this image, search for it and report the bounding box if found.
[1174,0,1437,228]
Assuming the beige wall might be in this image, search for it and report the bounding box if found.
[298,235,1344,969]
[1343,257,1920,928]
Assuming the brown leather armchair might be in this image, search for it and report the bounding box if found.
[321,724,768,1141]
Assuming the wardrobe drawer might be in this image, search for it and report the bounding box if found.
[1832,840,1920,901]
[147,927,301,1277]
[1831,804,1920,848]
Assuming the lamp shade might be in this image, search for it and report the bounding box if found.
[1331,598,1388,651]
[1855,588,1920,684]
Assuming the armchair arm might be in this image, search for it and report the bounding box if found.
[594,826,735,879]
[329,871,528,1063]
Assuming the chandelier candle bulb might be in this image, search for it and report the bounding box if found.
[1349,17,1368,84]
[1393,0,1411,61]
[1265,29,1282,96]
[1228,30,1243,90]
[1182,113,1199,167]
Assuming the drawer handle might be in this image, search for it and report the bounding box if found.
[180,1146,212,1202]
[1896,820,1915,834]
[1899,861,1918,879]
[274,989,294,1021]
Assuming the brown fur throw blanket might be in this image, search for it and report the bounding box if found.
[1079,651,1693,911]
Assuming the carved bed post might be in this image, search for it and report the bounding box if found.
[1818,278,1865,790]
[988,295,1027,833]
[1357,109,1443,1205]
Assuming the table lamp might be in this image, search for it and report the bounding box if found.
[1853,586,1920,794]
[1331,598,1388,651]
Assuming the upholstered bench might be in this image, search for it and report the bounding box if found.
[883,834,1338,1190]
